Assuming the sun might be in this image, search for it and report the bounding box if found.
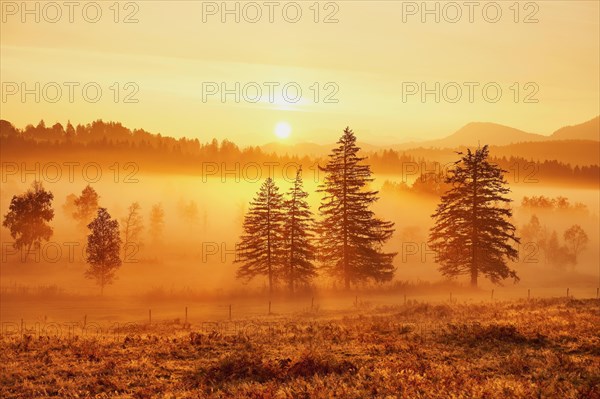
[274,122,291,139]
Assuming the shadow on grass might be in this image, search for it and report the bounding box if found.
[184,349,357,390]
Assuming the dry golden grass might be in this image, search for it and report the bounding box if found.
[1,298,599,398]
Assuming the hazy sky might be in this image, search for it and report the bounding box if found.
[1,1,598,145]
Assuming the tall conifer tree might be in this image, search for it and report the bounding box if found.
[236,177,285,295]
[318,127,396,289]
[282,167,317,292]
[429,145,520,287]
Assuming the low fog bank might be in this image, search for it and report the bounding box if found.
[1,171,599,325]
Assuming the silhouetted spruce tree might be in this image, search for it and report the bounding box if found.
[429,145,519,287]
[85,208,122,295]
[282,167,317,293]
[318,127,396,289]
[2,181,54,260]
[236,177,285,295]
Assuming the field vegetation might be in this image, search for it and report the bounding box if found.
[1,297,598,398]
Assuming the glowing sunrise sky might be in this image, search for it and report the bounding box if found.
[1,1,598,145]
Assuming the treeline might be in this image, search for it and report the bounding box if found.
[521,196,589,213]
[491,156,599,187]
[0,119,315,173]
[371,152,598,188]
[2,119,597,186]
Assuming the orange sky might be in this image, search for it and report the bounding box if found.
[1,1,598,145]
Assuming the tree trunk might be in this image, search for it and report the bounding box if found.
[471,158,479,289]
[343,145,350,290]
[289,245,294,294]
[290,216,295,294]
[100,269,106,295]
[289,259,294,294]
[470,267,478,288]
[268,265,273,296]
[25,242,33,262]
[344,271,350,290]
[267,200,273,297]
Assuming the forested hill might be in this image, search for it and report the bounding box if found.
[1,119,598,187]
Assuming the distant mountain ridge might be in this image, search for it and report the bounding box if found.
[414,122,546,148]
[550,116,599,141]
[261,116,599,155]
